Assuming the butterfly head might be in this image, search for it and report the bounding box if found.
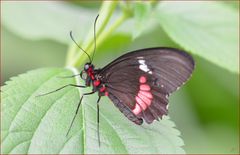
[80,63,95,86]
[83,63,91,71]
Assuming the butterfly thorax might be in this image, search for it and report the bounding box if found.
[84,64,108,97]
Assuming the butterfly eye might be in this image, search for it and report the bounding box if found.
[84,64,89,70]
[80,70,88,80]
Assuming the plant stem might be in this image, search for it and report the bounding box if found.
[69,12,130,67]
[91,13,130,54]
[65,1,117,67]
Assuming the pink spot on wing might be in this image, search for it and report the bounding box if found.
[135,96,147,110]
[137,92,152,106]
[132,76,154,115]
[132,104,141,115]
[140,84,151,91]
[139,76,147,83]
[139,90,153,99]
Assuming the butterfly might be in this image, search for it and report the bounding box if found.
[38,15,195,146]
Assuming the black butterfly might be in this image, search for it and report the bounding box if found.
[38,15,195,146]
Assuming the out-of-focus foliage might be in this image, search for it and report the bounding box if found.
[1,1,239,154]
[2,1,239,73]
[1,1,97,44]
[156,1,239,73]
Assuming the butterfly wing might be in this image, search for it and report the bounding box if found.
[99,47,194,124]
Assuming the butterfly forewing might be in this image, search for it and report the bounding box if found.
[99,47,194,124]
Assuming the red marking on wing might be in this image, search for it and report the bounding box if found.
[139,90,153,99]
[132,104,141,115]
[135,96,147,110]
[137,92,151,106]
[132,76,153,115]
[140,84,150,91]
[139,76,147,83]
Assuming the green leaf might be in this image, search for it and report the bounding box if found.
[132,2,152,39]
[156,1,239,73]
[170,57,239,154]
[221,1,239,10]
[2,1,97,44]
[1,68,185,154]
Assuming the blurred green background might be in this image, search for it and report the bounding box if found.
[1,1,239,154]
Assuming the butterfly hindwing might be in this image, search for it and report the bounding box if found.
[108,92,143,125]
[99,47,194,124]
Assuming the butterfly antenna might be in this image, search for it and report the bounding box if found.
[90,14,99,64]
[70,31,92,63]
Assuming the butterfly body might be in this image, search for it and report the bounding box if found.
[81,47,195,125]
[82,64,107,97]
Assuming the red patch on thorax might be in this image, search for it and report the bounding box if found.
[100,86,106,92]
[93,80,100,86]
[100,85,108,96]
[105,92,109,96]
[87,67,95,80]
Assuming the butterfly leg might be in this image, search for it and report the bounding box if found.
[57,74,81,78]
[66,91,95,136]
[96,95,101,147]
[36,84,86,97]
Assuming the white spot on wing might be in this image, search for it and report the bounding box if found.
[166,104,169,110]
[138,59,152,74]
[139,64,150,72]
[138,60,146,64]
